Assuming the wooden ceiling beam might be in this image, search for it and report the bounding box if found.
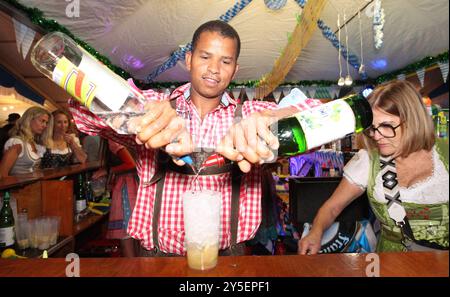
[0,58,61,110]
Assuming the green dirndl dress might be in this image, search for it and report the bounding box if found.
[366,138,449,252]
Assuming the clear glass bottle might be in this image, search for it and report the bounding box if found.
[274,93,372,156]
[31,32,146,134]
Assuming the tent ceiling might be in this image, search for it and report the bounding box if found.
[0,0,448,108]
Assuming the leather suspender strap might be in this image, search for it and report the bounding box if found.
[148,98,177,251]
[150,151,171,251]
[229,166,242,248]
[229,103,243,250]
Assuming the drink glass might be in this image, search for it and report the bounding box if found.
[183,190,221,270]
[28,219,39,249]
[48,216,61,245]
[37,217,51,250]
[16,213,30,250]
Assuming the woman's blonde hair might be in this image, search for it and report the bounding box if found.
[361,80,435,157]
[9,106,53,147]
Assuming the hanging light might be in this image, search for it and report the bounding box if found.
[343,11,353,86]
[337,13,345,86]
[358,11,367,79]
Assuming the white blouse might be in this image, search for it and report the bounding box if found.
[3,137,46,174]
[4,137,46,159]
[343,147,449,204]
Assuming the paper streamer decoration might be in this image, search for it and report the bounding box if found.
[416,68,426,87]
[438,61,449,83]
[256,0,327,98]
[373,0,385,50]
[264,0,287,10]
[316,20,361,72]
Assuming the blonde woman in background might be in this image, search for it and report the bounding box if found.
[0,106,52,177]
[40,109,87,168]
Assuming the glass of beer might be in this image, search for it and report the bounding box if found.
[183,190,221,270]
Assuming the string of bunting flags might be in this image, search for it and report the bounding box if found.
[144,0,253,83]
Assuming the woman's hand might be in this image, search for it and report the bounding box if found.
[64,133,75,146]
[298,229,323,255]
[65,133,87,163]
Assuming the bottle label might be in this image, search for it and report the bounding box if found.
[77,50,132,112]
[52,56,98,108]
[0,226,15,247]
[294,99,356,150]
[76,200,87,213]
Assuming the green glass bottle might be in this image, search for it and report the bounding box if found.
[0,191,15,249]
[75,174,87,213]
[275,94,372,156]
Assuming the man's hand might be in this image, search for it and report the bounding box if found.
[135,100,194,161]
[217,107,297,173]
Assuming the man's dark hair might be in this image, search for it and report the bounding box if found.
[7,113,20,123]
[191,20,241,59]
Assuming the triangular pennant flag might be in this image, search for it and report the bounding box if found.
[438,61,449,83]
[397,73,406,81]
[330,87,339,99]
[272,87,282,103]
[232,87,242,99]
[324,87,332,99]
[416,68,426,87]
[308,87,316,99]
[282,86,292,98]
[21,28,36,59]
[12,18,27,54]
[245,87,255,101]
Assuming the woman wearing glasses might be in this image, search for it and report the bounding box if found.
[298,80,448,254]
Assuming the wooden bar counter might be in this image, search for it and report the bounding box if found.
[0,251,447,277]
[0,161,104,257]
[0,161,101,191]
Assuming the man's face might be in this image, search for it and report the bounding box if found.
[186,31,239,101]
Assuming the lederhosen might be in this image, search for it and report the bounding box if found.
[139,97,245,257]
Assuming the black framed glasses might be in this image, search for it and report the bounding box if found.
[363,123,402,138]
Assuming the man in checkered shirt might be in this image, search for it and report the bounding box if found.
[70,20,321,256]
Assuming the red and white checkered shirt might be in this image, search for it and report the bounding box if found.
[69,81,321,255]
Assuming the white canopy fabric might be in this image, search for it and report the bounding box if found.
[16,0,450,83]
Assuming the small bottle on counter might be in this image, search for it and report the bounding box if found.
[0,191,15,250]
